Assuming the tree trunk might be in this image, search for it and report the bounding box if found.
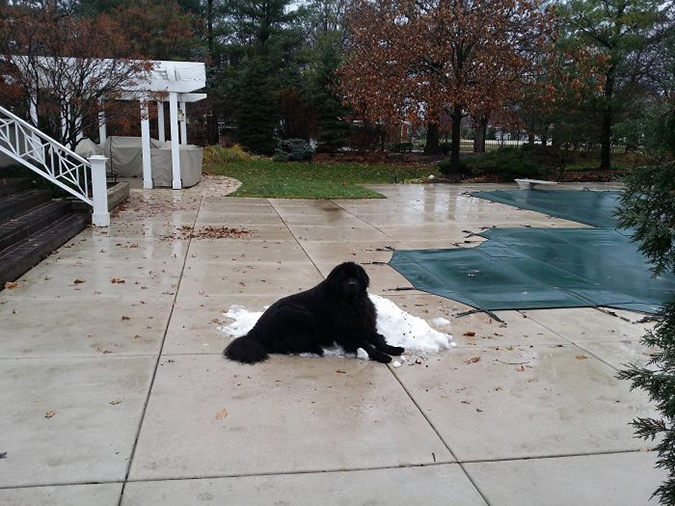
[450,108,463,174]
[528,132,535,145]
[424,122,440,154]
[207,109,219,145]
[207,0,214,56]
[551,126,560,150]
[473,118,487,153]
[206,0,219,145]
[600,64,617,171]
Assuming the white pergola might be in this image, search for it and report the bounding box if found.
[98,60,207,190]
[9,56,207,190]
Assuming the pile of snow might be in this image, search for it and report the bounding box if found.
[370,294,454,354]
[221,294,454,357]
[222,305,264,337]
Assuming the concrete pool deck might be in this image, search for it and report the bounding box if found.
[0,181,664,505]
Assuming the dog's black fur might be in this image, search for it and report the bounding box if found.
[223,262,404,364]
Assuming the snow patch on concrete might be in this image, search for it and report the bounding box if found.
[221,294,454,357]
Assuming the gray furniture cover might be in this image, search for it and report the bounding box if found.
[100,136,202,188]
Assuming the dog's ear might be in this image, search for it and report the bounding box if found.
[326,262,348,291]
[356,264,370,290]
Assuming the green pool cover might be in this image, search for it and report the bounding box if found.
[389,190,675,314]
[470,189,622,228]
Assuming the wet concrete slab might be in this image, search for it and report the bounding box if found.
[122,465,486,505]
[1,181,660,506]
[128,355,453,481]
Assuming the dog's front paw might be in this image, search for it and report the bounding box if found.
[371,352,392,364]
[387,346,405,356]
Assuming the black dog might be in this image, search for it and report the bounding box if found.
[223,262,404,364]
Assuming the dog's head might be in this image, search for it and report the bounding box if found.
[326,262,370,300]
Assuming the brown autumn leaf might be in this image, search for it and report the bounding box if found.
[464,356,481,364]
[110,278,125,284]
[463,331,476,337]
[110,400,121,406]
[4,281,19,289]
[45,410,56,419]
[121,315,130,321]
[215,409,228,420]
[73,278,85,284]
[336,370,347,374]
[576,355,588,360]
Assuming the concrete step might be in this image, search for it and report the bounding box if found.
[0,212,88,287]
[0,200,72,252]
[0,178,32,197]
[0,189,52,223]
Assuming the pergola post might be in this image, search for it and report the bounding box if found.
[140,99,153,189]
[29,99,38,126]
[98,100,107,144]
[169,92,181,189]
[61,106,67,141]
[157,101,165,143]
[75,115,83,142]
[90,155,110,227]
[179,100,187,145]
[29,98,44,163]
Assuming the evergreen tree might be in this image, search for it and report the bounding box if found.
[617,84,675,502]
[218,0,301,153]
[310,32,349,153]
[557,0,673,170]
[236,54,279,154]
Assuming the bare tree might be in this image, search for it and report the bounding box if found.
[0,2,151,147]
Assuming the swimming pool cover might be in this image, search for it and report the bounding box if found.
[388,190,675,314]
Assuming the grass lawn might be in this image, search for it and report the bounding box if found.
[206,160,438,199]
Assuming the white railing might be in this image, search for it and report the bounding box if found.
[0,105,109,226]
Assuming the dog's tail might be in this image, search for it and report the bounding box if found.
[223,334,269,364]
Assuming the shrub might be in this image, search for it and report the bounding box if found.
[203,144,253,165]
[461,145,558,180]
[437,158,469,175]
[273,139,314,162]
[389,142,413,153]
[439,142,451,155]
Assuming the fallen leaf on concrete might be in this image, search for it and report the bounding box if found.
[121,315,130,321]
[110,278,125,284]
[463,331,476,337]
[215,409,228,420]
[4,281,19,289]
[110,400,121,406]
[464,356,481,364]
[161,226,251,241]
[576,355,588,360]
[0,452,6,459]
[45,411,56,419]
[73,278,85,284]
[336,370,346,374]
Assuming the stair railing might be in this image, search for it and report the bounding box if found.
[0,105,109,226]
